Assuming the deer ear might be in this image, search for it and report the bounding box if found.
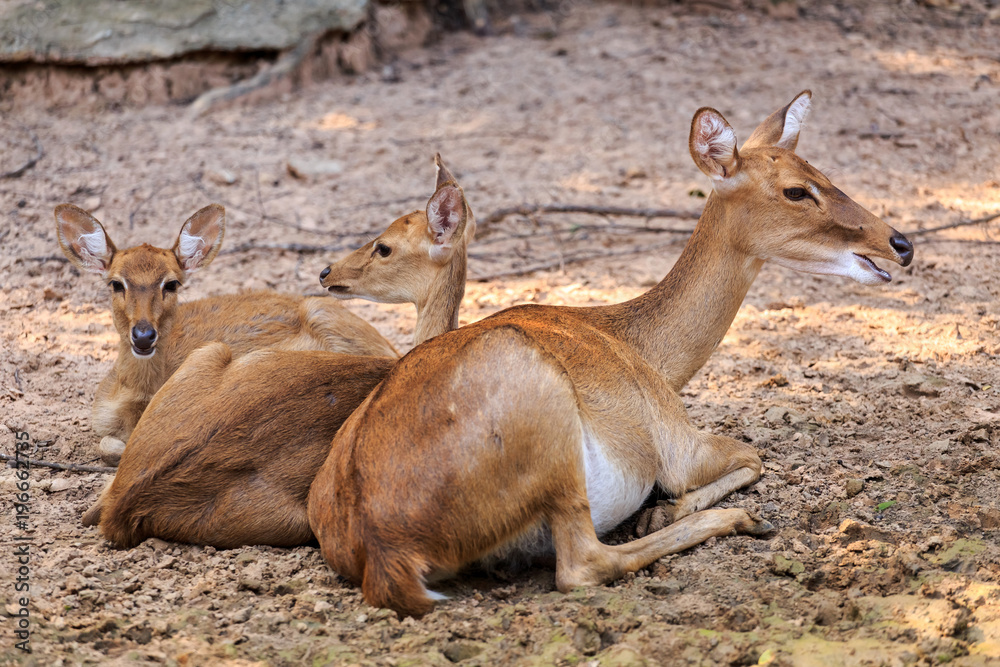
[426,183,468,263]
[742,90,812,151]
[55,204,117,276]
[689,108,740,182]
[173,204,225,273]
[434,152,458,190]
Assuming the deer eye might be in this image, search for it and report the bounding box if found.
[784,187,808,201]
[163,280,181,294]
[375,243,392,258]
[109,280,125,293]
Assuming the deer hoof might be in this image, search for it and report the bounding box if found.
[98,437,125,466]
[635,501,678,538]
[737,512,774,537]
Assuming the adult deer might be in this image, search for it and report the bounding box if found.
[81,155,475,549]
[56,203,397,465]
[307,92,915,617]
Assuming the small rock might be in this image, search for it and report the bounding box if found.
[146,538,171,552]
[442,641,485,663]
[978,508,1000,530]
[286,157,344,180]
[845,479,864,498]
[43,287,63,301]
[772,554,805,576]
[48,477,74,493]
[231,607,252,623]
[237,578,265,594]
[314,600,333,613]
[624,165,647,180]
[206,168,238,186]
[764,406,789,425]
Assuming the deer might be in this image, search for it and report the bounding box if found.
[80,155,476,549]
[55,203,398,466]
[307,92,915,618]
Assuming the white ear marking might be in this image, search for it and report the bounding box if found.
[694,114,737,181]
[777,95,811,149]
[77,229,108,258]
[178,229,207,270]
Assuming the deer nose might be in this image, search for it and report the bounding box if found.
[131,322,157,350]
[890,231,914,267]
[319,266,330,284]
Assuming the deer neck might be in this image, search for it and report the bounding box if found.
[608,195,763,392]
[413,246,467,346]
[114,340,170,399]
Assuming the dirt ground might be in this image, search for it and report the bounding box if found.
[2,1,1000,665]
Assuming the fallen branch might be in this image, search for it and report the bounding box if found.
[472,240,680,281]
[220,241,350,256]
[187,32,320,117]
[1,454,115,474]
[483,203,701,226]
[908,211,1000,236]
[1,124,43,179]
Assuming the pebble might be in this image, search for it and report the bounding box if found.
[845,479,864,498]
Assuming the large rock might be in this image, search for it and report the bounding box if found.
[0,0,368,65]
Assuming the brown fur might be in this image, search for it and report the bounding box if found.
[56,203,397,465]
[82,155,476,549]
[307,93,916,617]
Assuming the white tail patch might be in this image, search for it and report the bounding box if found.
[777,94,811,150]
[425,588,449,601]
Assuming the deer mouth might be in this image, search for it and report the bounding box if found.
[853,253,892,283]
[130,344,156,359]
[326,285,351,296]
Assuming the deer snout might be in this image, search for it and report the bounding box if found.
[889,231,914,267]
[131,322,157,356]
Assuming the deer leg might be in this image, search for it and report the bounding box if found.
[551,498,770,591]
[640,433,762,536]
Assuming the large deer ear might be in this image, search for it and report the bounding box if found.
[742,90,811,151]
[434,152,458,190]
[689,108,741,182]
[55,204,117,276]
[173,204,225,273]
[426,183,468,263]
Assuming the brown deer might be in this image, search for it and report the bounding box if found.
[307,92,915,617]
[81,155,475,549]
[56,203,397,465]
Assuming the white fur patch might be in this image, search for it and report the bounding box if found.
[581,427,653,535]
[777,94,811,149]
[425,589,449,601]
[694,114,737,180]
[178,229,207,270]
[770,249,890,286]
[75,229,110,271]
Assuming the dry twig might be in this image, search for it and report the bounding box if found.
[908,211,1000,236]
[483,203,701,226]
[1,454,115,474]
[187,33,320,117]
[1,124,43,179]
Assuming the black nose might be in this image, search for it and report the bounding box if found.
[131,322,157,350]
[319,267,330,284]
[890,231,914,267]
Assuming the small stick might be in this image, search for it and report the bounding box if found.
[1,124,43,179]
[187,33,320,117]
[483,203,701,226]
[472,240,681,281]
[908,211,1000,236]
[220,241,351,256]
[0,454,115,474]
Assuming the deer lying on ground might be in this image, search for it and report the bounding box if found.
[81,155,475,548]
[307,92,915,617]
[56,203,398,465]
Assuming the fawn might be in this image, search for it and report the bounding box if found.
[56,203,397,465]
[307,92,915,617]
[81,155,475,548]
